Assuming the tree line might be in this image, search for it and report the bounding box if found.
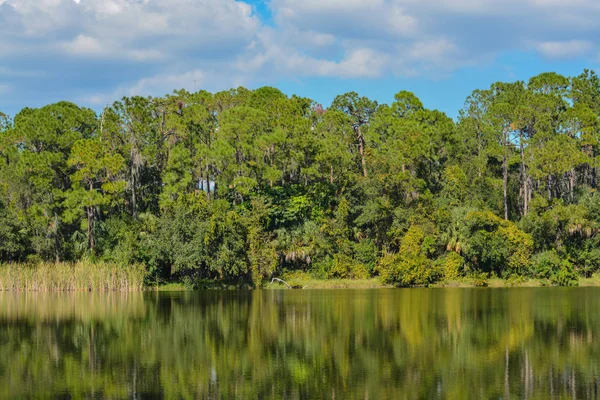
[1,70,600,286]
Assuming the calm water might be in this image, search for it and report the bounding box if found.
[1,288,600,399]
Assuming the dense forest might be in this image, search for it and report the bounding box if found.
[1,70,600,287]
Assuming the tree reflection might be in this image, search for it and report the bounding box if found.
[0,289,599,398]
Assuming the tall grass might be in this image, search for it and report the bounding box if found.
[0,261,146,292]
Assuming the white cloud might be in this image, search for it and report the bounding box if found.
[268,0,600,72]
[61,34,163,61]
[0,0,259,60]
[62,34,105,56]
[1,0,600,113]
[284,48,389,78]
[534,40,593,59]
[83,68,234,106]
[126,70,206,97]
[408,39,459,63]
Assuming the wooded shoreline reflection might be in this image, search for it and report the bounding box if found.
[1,289,599,399]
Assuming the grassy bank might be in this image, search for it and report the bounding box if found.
[267,277,387,289]
[267,277,600,289]
[432,275,600,288]
[265,271,600,290]
[4,262,600,292]
[0,262,146,292]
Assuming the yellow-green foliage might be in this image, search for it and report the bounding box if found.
[0,262,146,292]
[378,225,435,286]
[326,254,370,280]
[435,252,464,281]
[499,220,533,274]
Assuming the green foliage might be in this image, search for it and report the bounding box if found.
[551,260,579,287]
[378,225,436,287]
[3,74,600,287]
[531,250,579,286]
[462,211,532,277]
[325,254,370,280]
[435,252,464,281]
[468,271,489,287]
[531,250,563,280]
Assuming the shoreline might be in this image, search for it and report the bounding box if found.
[3,262,600,292]
[154,276,600,291]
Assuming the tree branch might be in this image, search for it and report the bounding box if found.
[270,278,291,289]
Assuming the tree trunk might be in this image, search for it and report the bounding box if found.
[520,134,528,216]
[569,169,575,202]
[528,177,532,213]
[206,164,210,197]
[88,182,95,253]
[503,153,508,220]
[355,125,368,178]
[593,154,597,189]
[131,163,137,219]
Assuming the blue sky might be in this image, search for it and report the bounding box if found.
[0,0,598,119]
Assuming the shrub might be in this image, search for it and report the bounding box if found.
[353,239,378,274]
[378,225,436,287]
[531,250,562,280]
[575,245,600,277]
[326,254,370,280]
[531,250,579,286]
[463,211,533,277]
[550,260,579,287]
[435,252,464,281]
[468,271,489,287]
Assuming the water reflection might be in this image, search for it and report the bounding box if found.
[0,288,599,398]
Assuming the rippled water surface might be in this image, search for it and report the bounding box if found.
[1,288,600,399]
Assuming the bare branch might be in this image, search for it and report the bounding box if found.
[270,278,291,289]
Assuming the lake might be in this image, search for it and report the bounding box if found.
[1,288,599,399]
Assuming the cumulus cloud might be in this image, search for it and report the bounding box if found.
[268,0,600,71]
[0,0,599,113]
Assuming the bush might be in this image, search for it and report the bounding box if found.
[435,252,464,281]
[463,211,533,276]
[575,246,600,277]
[531,250,579,286]
[378,225,436,287]
[467,271,489,287]
[531,250,562,279]
[551,260,579,287]
[326,254,370,280]
[353,239,378,274]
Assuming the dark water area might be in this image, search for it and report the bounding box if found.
[1,288,600,399]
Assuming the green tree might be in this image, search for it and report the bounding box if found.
[65,139,126,253]
[331,92,378,177]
